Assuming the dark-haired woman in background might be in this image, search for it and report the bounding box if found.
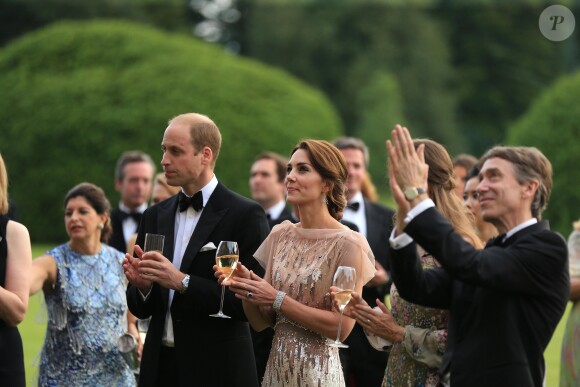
[30,182,136,386]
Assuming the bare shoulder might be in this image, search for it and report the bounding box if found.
[6,219,30,240]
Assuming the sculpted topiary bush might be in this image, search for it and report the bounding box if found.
[0,20,342,242]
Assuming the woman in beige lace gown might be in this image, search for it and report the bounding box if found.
[220,140,375,387]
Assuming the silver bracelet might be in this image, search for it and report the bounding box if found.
[273,291,286,314]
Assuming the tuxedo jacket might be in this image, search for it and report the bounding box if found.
[127,182,269,387]
[362,199,395,304]
[390,207,569,387]
[109,208,128,253]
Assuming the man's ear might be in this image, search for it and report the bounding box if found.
[201,146,213,165]
[522,179,539,199]
[114,179,122,193]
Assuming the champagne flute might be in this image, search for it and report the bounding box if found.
[328,266,356,348]
[210,241,239,318]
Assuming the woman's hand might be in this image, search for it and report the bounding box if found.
[214,260,251,285]
[353,298,405,343]
[228,268,277,306]
[330,286,368,319]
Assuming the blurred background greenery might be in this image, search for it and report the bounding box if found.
[0,0,578,240]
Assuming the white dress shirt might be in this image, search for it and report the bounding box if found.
[342,191,367,237]
[266,200,287,221]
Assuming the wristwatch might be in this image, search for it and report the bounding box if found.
[180,274,190,294]
[403,187,426,201]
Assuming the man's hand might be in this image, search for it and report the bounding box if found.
[123,244,152,293]
[138,246,185,291]
[386,124,429,212]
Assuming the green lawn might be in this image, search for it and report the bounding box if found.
[19,244,571,386]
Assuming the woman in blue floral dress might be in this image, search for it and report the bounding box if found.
[30,183,136,386]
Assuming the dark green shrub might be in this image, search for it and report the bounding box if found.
[0,20,341,242]
[506,71,580,235]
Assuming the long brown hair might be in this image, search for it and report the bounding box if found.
[416,139,483,248]
[291,140,348,221]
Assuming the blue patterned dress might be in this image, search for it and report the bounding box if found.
[38,243,135,387]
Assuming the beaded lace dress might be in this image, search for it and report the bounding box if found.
[254,221,375,387]
[38,243,135,387]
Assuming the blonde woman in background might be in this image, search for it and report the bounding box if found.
[0,153,31,387]
[560,220,580,386]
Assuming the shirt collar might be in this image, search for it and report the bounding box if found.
[119,201,147,214]
[505,218,538,240]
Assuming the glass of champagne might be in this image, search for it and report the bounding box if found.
[328,266,356,348]
[210,241,239,319]
[144,233,165,253]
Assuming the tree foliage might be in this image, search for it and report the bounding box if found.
[0,20,341,242]
[506,71,580,235]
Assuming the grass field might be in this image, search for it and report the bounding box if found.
[19,245,571,386]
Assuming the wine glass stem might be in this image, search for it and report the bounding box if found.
[218,285,226,313]
[335,307,345,343]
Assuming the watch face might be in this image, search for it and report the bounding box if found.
[404,187,418,201]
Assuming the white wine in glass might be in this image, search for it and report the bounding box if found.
[210,241,239,318]
[328,266,356,348]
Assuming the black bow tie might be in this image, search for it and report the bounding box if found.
[179,191,203,212]
[120,211,142,224]
[486,233,506,247]
[347,202,360,211]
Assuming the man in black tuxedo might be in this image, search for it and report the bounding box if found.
[109,150,155,253]
[249,151,293,229]
[124,113,269,387]
[333,137,395,387]
[386,125,569,386]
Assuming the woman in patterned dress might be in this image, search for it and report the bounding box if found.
[30,183,136,386]
[218,140,376,387]
[340,139,482,387]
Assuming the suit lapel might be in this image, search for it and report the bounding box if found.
[179,183,229,272]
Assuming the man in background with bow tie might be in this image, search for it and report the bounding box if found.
[124,113,269,387]
[109,150,156,253]
[332,137,395,387]
[386,125,568,386]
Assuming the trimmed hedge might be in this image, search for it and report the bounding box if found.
[506,71,580,235]
[0,20,342,242]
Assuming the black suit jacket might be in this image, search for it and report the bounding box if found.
[109,208,140,253]
[127,182,269,387]
[390,207,569,387]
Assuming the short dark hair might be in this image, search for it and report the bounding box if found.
[64,183,112,243]
[332,137,370,167]
[453,153,478,171]
[481,146,552,219]
[254,152,288,183]
[114,151,155,181]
